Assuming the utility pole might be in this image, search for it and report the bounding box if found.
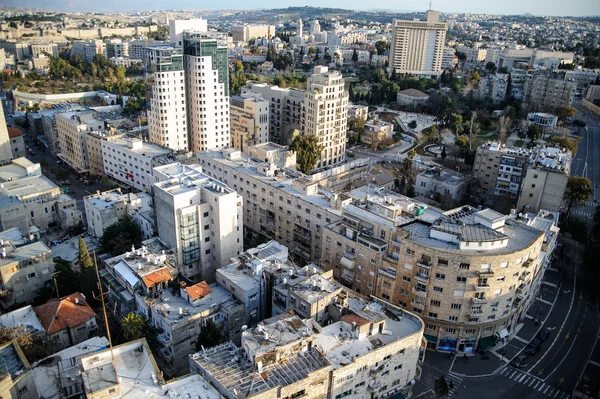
[93,251,115,362]
[51,272,60,298]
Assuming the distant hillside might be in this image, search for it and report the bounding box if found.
[217,6,424,25]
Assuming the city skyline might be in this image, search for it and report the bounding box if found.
[1,0,599,17]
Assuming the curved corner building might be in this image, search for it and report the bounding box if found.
[323,193,549,353]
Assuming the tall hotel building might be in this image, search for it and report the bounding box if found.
[389,10,447,78]
[146,46,189,151]
[183,31,230,152]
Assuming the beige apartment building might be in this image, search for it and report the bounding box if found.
[191,292,424,399]
[473,142,530,203]
[85,129,124,176]
[517,146,571,213]
[524,75,577,111]
[231,24,276,42]
[389,10,447,78]
[56,111,104,174]
[243,66,349,169]
[322,188,555,353]
[303,66,349,168]
[230,94,270,153]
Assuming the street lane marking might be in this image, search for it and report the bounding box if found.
[543,385,550,394]
[538,383,546,391]
[538,298,553,306]
[533,381,541,390]
[509,370,516,378]
[514,335,529,344]
[518,374,527,382]
[523,376,531,384]
[528,378,536,387]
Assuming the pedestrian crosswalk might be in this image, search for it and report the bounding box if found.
[582,201,597,207]
[571,210,593,218]
[499,367,570,398]
[446,373,463,397]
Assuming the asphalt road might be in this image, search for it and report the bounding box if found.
[569,107,600,220]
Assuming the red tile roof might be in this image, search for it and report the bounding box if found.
[7,127,23,138]
[33,292,96,334]
[141,268,172,289]
[341,314,371,327]
[186,281,212,301]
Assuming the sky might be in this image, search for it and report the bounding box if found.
[3,0,600,17]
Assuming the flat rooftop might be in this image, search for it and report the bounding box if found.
[243,314,312,360]
[148,284,235,326]
[0,174,59,207]
[80,340,163,397]
[33,336,109,399]
[153,162,203,180]
[108,138,172,158]
[52,234,101,263]
[0,305,44,334]
[314,297,422,369]
[155,174,237,197]
[289,274,343,304]
[199,150,341,216]
[0,241,51,267]
[401,218,542,255]
[419,168,465,185]
[191,341,330,399]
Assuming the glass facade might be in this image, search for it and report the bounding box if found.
[180,211,200,265]
[183,38,229,97]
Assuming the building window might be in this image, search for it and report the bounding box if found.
[433,286,443,293]
[435,273,445,280]
[456,276,467,283]
[451,303,462,310]
[446,328,457,334]
[426,324,437,330]
[448,316,458,322]
[430,300,440,307]
[459,263,470,269]
[428,312,438,318]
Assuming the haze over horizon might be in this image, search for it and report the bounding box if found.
[1,0,599,17]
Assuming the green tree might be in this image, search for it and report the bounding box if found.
[375,40,388,55]
[78,237,93,269]
[195,319,225,350]
[565,176,593,214]
[406,184,416,198]
[527,125,541,142]
[441,145,447,160]
[122,312,146,341]
[555,105,577,121]
[352,49,358,63]
[78,238,97,300]
[407,149,416,160]
[485,61,497,73]
[100,215,142,255]
[408,120,418,130]
[289,135,324,174]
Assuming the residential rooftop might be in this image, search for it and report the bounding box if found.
[0,305,44,334]
[191,341,329,399]
[289,274,343,304]
[0,174,60,208]
[199,149,342,216]
[313,297,422,369]
[79,339,164,397]
[0,157,40,182]
[107,137,172,158]
[154,173,237,197]
[0,240,51,268]
[84,189,150,211]
[529,145,571,174]
[51,234,101,264]
[418,167,465,185]
[33,336,110,399]
[147,283,236,326]
[152,162,204,182]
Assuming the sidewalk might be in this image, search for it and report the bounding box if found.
[451,351,507,376]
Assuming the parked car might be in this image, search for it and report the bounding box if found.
[61,180,71,185]
[510,354,528,368]
[524,338,543,355]
[537,327,551,342]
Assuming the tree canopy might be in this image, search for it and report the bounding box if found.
[100,216,142,255]
[195,319,225,350]
[565,176,593,213]
[289,135,324,174]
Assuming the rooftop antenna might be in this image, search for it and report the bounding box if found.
[429,0,432,10]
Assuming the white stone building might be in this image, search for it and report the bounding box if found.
[101,137,172,192]
[389,10,447,78]
[183,31,230,152]
[146,45,188,151]
[56,111,104,174]
[153,170,243,282]
[70,40,106,63]
[84,188,152,238]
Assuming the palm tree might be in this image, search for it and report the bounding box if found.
[122,313,145,341]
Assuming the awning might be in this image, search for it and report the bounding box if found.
[496,328,509,339]
[424,334,438,343]
[479,335,496,349]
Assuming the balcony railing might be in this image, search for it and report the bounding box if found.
[411,300,425,309]
[412,287,427,297]
[416,260,432,270]
[472,297,487,304]
[157,332,172,346]
[475,284,490,292]
[469,308,484,316]
[478,270,495,277]
[378,269,396,279]
[415,273,430,283]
